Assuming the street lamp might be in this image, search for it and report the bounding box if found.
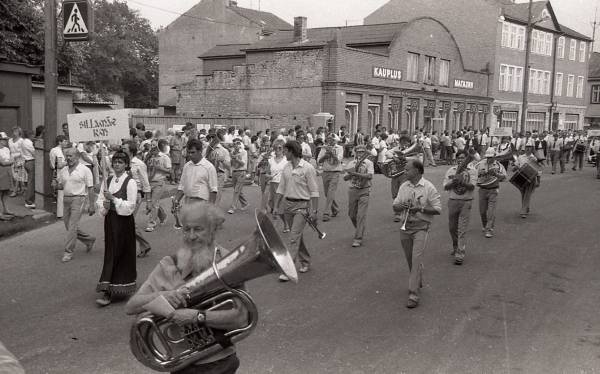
[520,0,551,134]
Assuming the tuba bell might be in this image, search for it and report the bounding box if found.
[129,210,298,372]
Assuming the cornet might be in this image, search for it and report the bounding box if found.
[301,211,326,239]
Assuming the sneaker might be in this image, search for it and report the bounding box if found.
[454,253,464,265]
[352,240,361,247]
[485,230,493,238]
[61,253,73,263]
[95,294,111,307]
[85,239,96,253]
[299,265,310,273]
[145,226,155,232]
[24,203,36,209]
[278,274,290,282]
[406,296,419,309]
[227,208,235,214]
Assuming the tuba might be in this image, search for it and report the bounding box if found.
[130,210,298,372]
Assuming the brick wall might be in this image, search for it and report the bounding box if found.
[177,49,325,128]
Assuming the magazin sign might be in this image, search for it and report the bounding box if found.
[454,79,474,89]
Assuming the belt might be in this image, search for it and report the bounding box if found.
[479,186,498,190]
[232,169,246,172]
[286,197,309,202]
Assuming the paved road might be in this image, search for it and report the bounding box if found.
[1,163,600,374]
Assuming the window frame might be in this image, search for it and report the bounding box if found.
[423,55,436,84]
[557,36,565,59]
[566,74,575,97]
[407,52,420,82]
[591,84,600,104]
[438,59,450,86]
[579,42,586,63]
[569,39,577,60]
[555,72,563,96]
[576,76,585,98]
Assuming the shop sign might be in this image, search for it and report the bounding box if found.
[373,66,402,81]
[454,79,474,89]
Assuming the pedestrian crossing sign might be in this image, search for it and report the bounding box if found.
[63,0,93,41]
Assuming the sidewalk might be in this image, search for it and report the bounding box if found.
[0,193,55,240]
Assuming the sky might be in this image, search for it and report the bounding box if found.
[126,0,600,42]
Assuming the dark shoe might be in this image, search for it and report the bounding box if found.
[331,211,338,218]
[95,293,111,307]
[394,215,402,222]
[137,247,151,258]
[520,214,527,219]
[406,298,419,309]
[322,215,330,222]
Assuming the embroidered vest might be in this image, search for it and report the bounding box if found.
[107,175,132,211]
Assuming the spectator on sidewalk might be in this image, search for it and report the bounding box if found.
[8,127,25,197]
[0,132,14,219]
[21,130,36,209]
[57,147,96,263]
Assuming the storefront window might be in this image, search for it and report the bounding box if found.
[526,112,545,132]
[564,114,579,130]
[501,111,518,131]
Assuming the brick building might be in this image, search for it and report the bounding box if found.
[585,52,600,127]
[158,0,290,113]
[365,0,591,132]
[178,16,493,135]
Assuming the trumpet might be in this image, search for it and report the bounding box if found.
[301,211,326,239]
[400,200,413,231]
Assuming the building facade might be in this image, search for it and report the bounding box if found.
[178,17,493,135]
[365,0,591,132]
[585,52,600,127]
[0,62,41,134]
[158,0,290,113]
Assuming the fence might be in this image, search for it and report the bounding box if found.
[131,115,271,135]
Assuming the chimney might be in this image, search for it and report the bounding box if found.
[293,16,308,43]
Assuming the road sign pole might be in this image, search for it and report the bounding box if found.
[43,0,58,211]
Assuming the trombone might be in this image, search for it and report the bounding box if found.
[301,211,327,239]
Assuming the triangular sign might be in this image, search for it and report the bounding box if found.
[63,3,88,35]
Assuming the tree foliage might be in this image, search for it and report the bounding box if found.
[0,0,158,108]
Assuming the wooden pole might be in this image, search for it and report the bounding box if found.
[43,0,58,211]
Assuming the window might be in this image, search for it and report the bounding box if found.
[544,72,551,95]
[531,30,553,56]
[555,72,563,96]
[564,114,579,130]
[438,59,449,86]
[407,53,419,82]
[569,39,577,60]
[528,68,551,94]
[557,36,565,58]
[591,85,600,103]
[526,112,545,132]
[580,42,586,62]
[501,22,526,50]
[499,64,523,92]
[531,30,538,53]
[423,56,436,84]
[567,74,575,97]
[576,76,584,98]
[502,111,518,130]
[545,33,553,55]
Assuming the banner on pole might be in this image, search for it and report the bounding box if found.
[67,109,131,143]
[490,127,513,138]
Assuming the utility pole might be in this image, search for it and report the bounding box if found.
[591,6,598,53]
[43,0,58,210]
[520,0,533,134]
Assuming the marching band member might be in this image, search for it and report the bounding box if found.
[266,140,289,232]
[515,140,541,218]
[49,135,69,219]
[476,148,507,238]
[205,130,231,207]
[317,134,343,221]
[122,141,153,257]
[496,136,513,171]
[126,202,247,374]
[274,141,320,281]
[386,134,420,222]
[393,159,441,308]
[546,132,565,174]
[442,151,477,265]
[227,138,248,215]
[343,145,374,248]
[145,140,171,232]
[174,139,218,210]
[571,132,587,171]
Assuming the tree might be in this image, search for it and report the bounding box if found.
[0,0,158,108]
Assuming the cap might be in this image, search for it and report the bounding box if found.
[484,147,496,158]
[0,132,8,140]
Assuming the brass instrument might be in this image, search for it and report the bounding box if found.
[171,196,183,230]
[344,151,370,189]
[400,199,413,231]
[230,145,244,169]
[380,150,420,179]
[451,154,473,195]
[301,211,326,239]
[130,210,298,372]
[323,145,339,166]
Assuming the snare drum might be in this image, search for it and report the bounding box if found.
[509,163,538,191]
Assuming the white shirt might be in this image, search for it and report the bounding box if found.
[306,133,314,144]
[230,148,248,171]
[371,137,380,150]
[223,133,233,144]
[58,163,93,196]
[0,147,11,164]
[268,156,288,183]
[301,142,312,158]
[49,146,64,170]
[97,175,137,216]
[377,140,388,163]
[130,156,152,194]
[20,139,35,160]
[421,137,432,149]
[178,158,218,200]
[8,138,22,159]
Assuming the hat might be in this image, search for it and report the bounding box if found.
[0,132,8,140]
[484,147,496,158]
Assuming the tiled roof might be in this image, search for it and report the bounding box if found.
[200,44,251,59]
[229,6,291,31]
[559,24,592,41]
[501,1,548,23]
[589,52,600,78]
[243,22,406,52]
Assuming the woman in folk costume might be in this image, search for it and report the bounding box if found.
[95,151,138,306]
[514,139,541,219]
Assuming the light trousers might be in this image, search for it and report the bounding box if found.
[230,170,247,210]
[447,199,472,258]
[400,224,430,297]
[283,199,311,267]
[348,188,369,241]
[478,188,498,231]
[63,196,95,254]
[321,171,340,217]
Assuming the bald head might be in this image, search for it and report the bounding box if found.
[181,202,225,249]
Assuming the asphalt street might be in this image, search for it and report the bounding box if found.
[1,163,600,374]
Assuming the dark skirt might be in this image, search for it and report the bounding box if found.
[0,165,10,191]
[96,210,137,298]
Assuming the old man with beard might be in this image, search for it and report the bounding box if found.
[126,201,248,374]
